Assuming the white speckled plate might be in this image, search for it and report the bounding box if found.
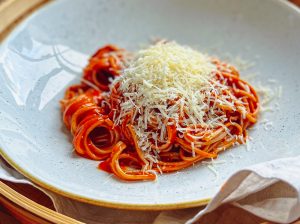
[1,0,300,210]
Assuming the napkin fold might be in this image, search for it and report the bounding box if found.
[1,155,300,224]
[155,156,300,224]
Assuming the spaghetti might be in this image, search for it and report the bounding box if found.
[61,42,259,181]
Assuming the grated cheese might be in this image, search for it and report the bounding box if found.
[202,158,227,180]
[110,42,246,163]
[207,165,219,179]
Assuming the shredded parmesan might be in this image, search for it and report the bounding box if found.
[207,165,219,179]
[111,41,245,161]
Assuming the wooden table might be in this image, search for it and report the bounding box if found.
[1,0,300,223]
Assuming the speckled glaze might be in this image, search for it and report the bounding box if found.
[0,0,300,210]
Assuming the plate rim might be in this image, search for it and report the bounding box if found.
[0,0,299,210]
[0,148,211,210]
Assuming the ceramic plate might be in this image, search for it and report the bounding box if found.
[1,0,300,210]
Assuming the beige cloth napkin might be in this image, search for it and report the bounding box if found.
[2,155,300,224]
[156,156,300,224]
